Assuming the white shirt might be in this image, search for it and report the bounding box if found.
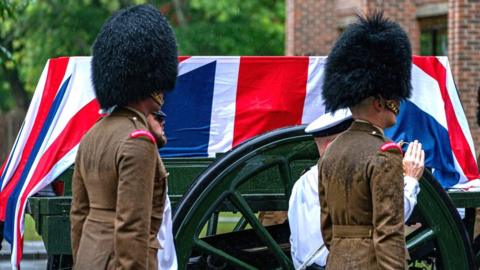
[157,187,178,270]
[403,175,420,219]
[288,165,420,269]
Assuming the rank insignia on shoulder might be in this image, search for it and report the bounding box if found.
[380,142,403,154]
[129,130,156,144]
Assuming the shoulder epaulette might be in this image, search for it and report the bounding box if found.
[129,130,156,144]
[380,142,403,154]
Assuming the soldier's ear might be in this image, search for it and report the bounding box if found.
[372,97,384,112]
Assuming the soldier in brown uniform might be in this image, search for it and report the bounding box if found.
[70,4,178,270]
[319,13,424,269]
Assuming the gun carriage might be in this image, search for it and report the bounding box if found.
[29,124,480,269]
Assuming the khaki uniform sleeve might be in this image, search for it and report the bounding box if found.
[70,149,89,263]
[369,151,405,269]
[115,137,157,269]
[318,159,332,250]
[149,158,167,249]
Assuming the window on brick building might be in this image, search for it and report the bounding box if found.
[419,15,448,56]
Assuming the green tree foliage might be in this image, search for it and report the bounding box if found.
[171,0,285,55]
[0,0,131,111]
[0,0,285,111]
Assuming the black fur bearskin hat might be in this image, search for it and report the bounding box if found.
[322,12,412,112]
[91,4,178,109]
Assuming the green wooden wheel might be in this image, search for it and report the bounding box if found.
[407,171,476,269]
[173,126,314,269]
[173,125,476,269]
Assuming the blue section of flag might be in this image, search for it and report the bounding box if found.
[4,76,71,244]
[160,61,216,157]
[385,100,459,188]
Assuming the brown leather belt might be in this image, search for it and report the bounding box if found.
[333,225,373,238]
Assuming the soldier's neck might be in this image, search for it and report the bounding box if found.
[353,118,384,134]
[128,99,156,117]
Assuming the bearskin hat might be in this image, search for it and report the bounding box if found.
[322,12,412,112]
[91,4,178,109]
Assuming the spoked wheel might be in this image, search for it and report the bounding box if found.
[407,171,476,269]
[172,125,476,269]
[173,126,315,269]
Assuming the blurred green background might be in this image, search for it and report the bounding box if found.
[0,0,285,112]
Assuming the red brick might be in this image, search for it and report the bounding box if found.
[287,0,480,153]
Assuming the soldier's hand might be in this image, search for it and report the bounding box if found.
[403,140,425,180]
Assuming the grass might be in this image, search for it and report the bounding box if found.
[22,211,244,242]
[200,212,254,237]
[24,214,42,241]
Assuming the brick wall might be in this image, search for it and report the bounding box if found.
[449,0,480,151]
[286,0,480,154]
[286,0,421,55]
[366,0,421,54]
[285,0,338,55]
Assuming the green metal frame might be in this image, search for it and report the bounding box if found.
[27,157,213,260]
[29,197,72,255]
[448,190,480,266]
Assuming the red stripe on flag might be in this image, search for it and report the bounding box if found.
[15,234,23,267]
[233,57,309,146]
[14,100,100,265]
[0,57,69,220]
[0,159,7,181]
[179,56,190,62]
[413,56,479,180]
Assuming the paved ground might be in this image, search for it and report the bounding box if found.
[0,240,47,270]
[0,259,47,270]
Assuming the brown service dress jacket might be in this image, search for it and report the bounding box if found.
[70,107,167,270]
[319,121,405,269]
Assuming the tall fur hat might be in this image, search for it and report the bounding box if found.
[91,4,178,109]
[322,12,412,112]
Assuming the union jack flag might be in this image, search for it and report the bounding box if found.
[0,56,478,268]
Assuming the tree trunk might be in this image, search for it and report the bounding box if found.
[0,108,26,164]
[1,64,29,110]
[172,0,188,28]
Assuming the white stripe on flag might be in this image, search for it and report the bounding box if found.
[208,57,240,157]
[26,145,79,199]
[410,64,448,129]
[0,123,23,191]
[44,57,96,149]
[302,56,326,124]
[452,154,469,185]
[1,60,50,191]
[440,57,477,158]
[179,56,217,76]
[35,58,76,158]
